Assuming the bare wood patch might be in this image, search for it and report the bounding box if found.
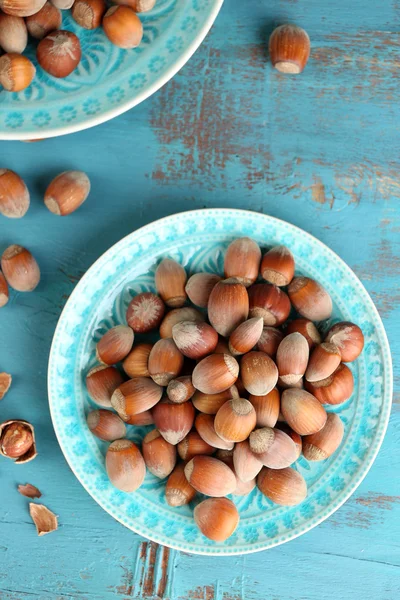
[356,493,400,510]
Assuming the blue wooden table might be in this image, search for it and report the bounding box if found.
[1,1,399,598]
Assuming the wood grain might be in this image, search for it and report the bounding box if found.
[0,0,399,598]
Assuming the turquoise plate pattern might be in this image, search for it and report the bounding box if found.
[48,209,392,555]
[0,0,223,140]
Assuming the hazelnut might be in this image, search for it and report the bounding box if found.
[37,31,81,78]
[148,338,184,386]
[0,14,27,53]
[125,410,154,426]
[248,283,291,326]
[0,53,35,92]
[0,0,46,17]
[192,387,236,415]
[177,431,214,461]
[86,365,124,407]
[0,169,29,219]
[208,279,249,336]
[281,388,327,435]
[26,2,62,39]
[96,325,134,365]
[106,439,145,492]
[325,321,364,362]
[233,439,262,482]
[240,351,278,396]
[256,326,284,357]
[276,423,302,459]
[155,258,187,308]
[111,376,162,420]
[172,320,218,360]
[302,413,344,461]
[122,343,153,378]
[276,332,309,385]
[250,427,298,469]
[288,277,332,321]
[285,318,321,349]
[1,245,40,292]
[249,387,280,428]
[185,272,221,307]
[72,0,105,29]
[305,363,354,405]
[224,237,261,287]
[305,342,341,383]
[229,317,264,356]
[102,5,143,49]
[166,375,195,404]
[165,463,196,507]
[87,409,126,441]
[184,456,236,497]
[126,292,165,333]
[260,245,295,286]
[194,497,239,541]
[142,429,176,479]
[269,24,310,74]
[194,413,234,451]
[214,397,257,443]
[0,272,9,307]
[44,170,90,215]
[159,306,204,338]
[258,467,307,506]
[192,353,239,395]
[152,399,195,445]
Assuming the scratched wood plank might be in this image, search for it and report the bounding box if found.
[0,0,399,598]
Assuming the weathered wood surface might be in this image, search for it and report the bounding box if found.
[1,0,399,598]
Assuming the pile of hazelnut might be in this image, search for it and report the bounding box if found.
[85,238,364,542]
[0,0,154,92]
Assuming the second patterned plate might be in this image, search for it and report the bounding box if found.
[0,0,224,139]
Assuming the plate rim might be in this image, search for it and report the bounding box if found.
[48,208,393,555]
[0,0,224,141]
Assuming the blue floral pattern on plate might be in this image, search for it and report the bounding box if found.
[48,209,392,555]
[0,0,224,139]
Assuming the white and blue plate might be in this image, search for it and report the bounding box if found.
[48,209,392,555]
[0,0,224,140]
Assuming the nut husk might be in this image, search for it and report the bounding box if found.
[0,419,37,463]
[29,503,58,536]
[18,483,42,498]
[0,372,12,400]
